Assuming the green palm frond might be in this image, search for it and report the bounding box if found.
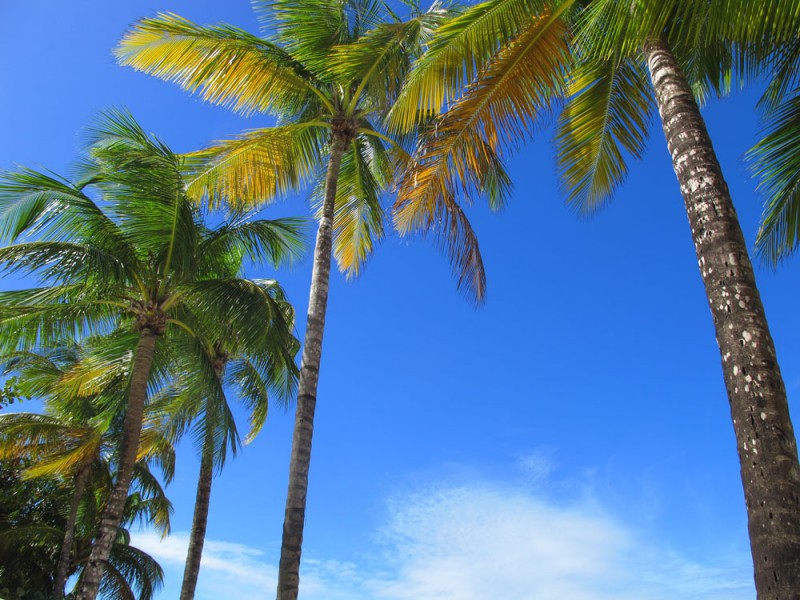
[388,0,561,132]
[555,57,654,214]
[199,216,308,271]
[0,241,134,285]
[749,94,800,264]
[257,0,386,73]
[115,12,312,117]
[102,540,164,600]
[227,358,271,444]
[182,123,328,210]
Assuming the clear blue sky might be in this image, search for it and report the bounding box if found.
[2,2,798,599]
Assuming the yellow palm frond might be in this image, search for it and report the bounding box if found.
[182,123,328,210]
[24,432,102,479]
[115,12,313,117]
[388,0,569,132]
[394,11,568,300]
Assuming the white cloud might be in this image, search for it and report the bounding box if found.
[134,470,754,600]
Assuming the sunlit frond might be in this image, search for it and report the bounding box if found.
[750,94,800,264]
[199,217,308,271]
[555,57,654,214]
[115,12,312,117]
[182,123,327,210]
[314,134,389,276]
[395,9,568,300]
[388,0,564,132]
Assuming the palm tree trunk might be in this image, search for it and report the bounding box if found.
[180,414,216,600]
[53,462,90,599]
[644,37,800,598]
[76,330,158,600]
[277,129,349,600]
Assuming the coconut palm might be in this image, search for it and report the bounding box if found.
[115,3,452,596]
[154,281,298,600]
[390,0,800,595]
[0,457,168,600]
[0,109,303,599]
[0,335,175,599]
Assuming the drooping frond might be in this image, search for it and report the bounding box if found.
[314,134,389,276]
[750,94,800,264]
[388,0,565,132]
[115,12,312,117]
[394,9,568,300]
[182,123,327,210]
[102,541,165,600]
[555,57,654,214]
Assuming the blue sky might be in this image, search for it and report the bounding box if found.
[1,2,798,599]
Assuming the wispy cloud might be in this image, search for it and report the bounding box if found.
[135,462,754,600]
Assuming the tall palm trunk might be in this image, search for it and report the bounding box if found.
[180,407,216,600]
[53,462,90,599]
[277,129,350,600]
[644,37,800,598]
[76,329,159,600]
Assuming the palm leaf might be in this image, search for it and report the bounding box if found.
[182,123,327,210]
[115,12,312,117]
[750,94,800,264]
[555,57,654,213]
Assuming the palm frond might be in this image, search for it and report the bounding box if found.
[115,12,312,117]
[749,94,800,264]
[182,123,327,210]
[314,134,389,276]
[388,0,562,132]
[555,57,654,213]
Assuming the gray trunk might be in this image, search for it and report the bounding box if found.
[75,330,158,600]
[644,37,800,599]
[276,129,349,600]
[180,413,216,600]
[53,462,90,599]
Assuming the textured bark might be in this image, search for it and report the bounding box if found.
[644,38,800,599]
[276,129,350,600]
[179,422,215,600]
[76,330,159,600]
[53,462,90,599]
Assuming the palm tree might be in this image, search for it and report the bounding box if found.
[0,457,169,600]
[0,335,175,599]
[156,281,298,600]
[389,1,800,595]
[0,109,303,600]
[114,4,450,597]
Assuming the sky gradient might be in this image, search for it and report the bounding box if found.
[1,2,798,599]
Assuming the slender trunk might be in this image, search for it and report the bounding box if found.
[180,413,216,600]
[76,330,159,600]
[644,38,800,599]
[276,129,350,600]
[53,462,90,599]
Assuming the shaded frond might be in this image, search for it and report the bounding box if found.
[750,94,800,264]
[555,57,654,213]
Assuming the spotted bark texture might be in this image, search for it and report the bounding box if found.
[277,129,351,600]
[76,329,159,600]
[645,37,800,599]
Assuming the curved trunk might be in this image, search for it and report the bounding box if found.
[180,412,216,600]
[76,330,159,600]
[644,38,800,598]
[53,462,90,599]
[276,130,349,600]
